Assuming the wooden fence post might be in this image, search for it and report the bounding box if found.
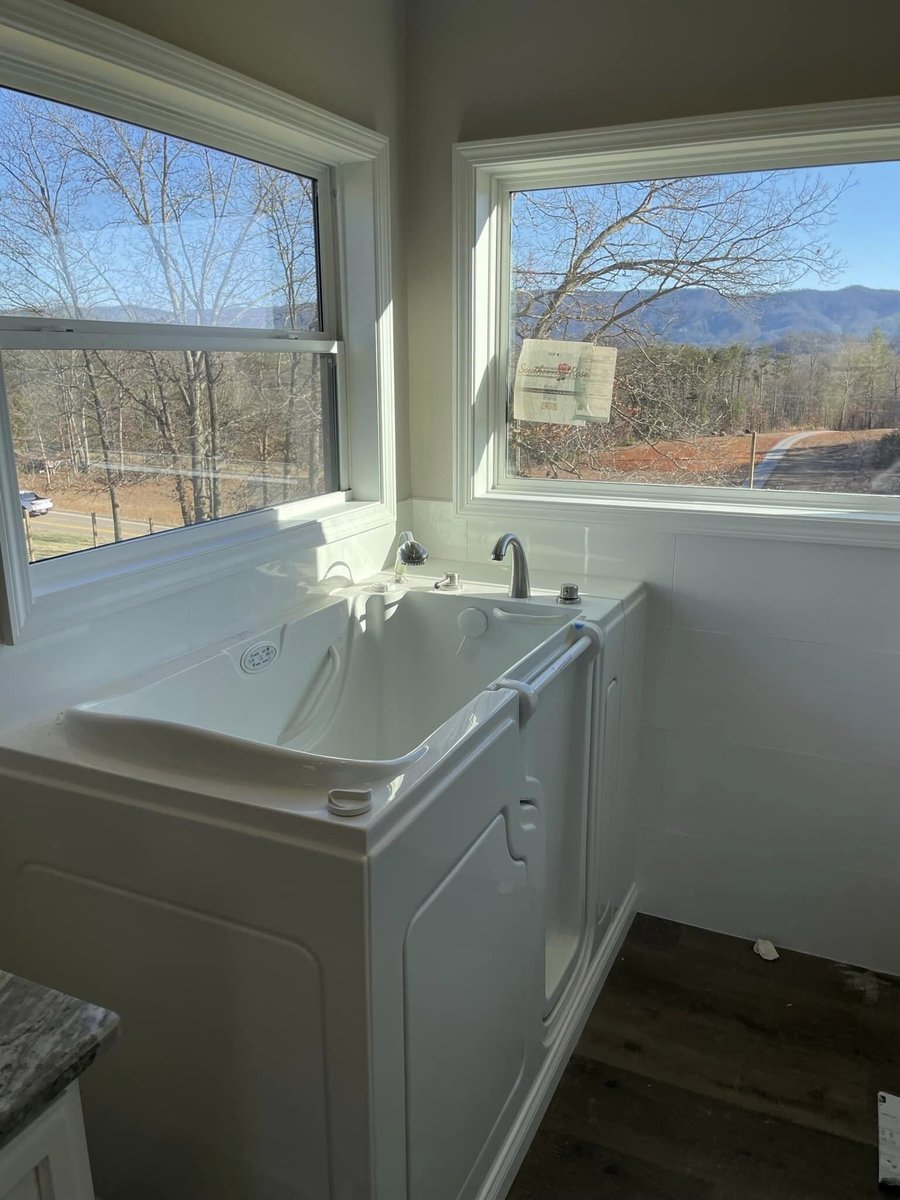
[23,512,33,562]
[91,511,99,547]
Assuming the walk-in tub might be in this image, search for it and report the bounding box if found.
[0,575,646,1200]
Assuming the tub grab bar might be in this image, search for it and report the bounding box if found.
[491,622,603,722]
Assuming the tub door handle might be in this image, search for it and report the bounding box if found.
[492,623,603,722]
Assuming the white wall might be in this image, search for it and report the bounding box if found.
[404,0,900,974]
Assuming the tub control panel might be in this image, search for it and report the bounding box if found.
[240,641,279,674]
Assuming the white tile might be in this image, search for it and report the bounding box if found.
[410,498,468,560]
[185,563,306,647]
[182,524,396,645]
[396,497,416,540]
[315,523,396,585]
[464,514,675,625]
[639,728,900,881]
[644,625,900,767]
[644,625,791,748]
[638,826,900,976]
[0,589,195,724]
[672,532,900,651]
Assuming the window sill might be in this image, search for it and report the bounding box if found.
[459,486,900,549]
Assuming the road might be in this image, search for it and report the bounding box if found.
[748,430,879,491]
[32,509,171,537]
[746,431,825,488]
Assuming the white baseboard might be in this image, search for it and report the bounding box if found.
[477,883,638,1200]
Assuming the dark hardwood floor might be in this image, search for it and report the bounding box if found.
[509,914,900,1199]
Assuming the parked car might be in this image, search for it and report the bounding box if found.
[20,490,53,517]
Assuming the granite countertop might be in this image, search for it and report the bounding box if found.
[0,971,119,1146]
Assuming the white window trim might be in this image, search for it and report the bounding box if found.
[453,97,900,548]
[0,0,396,643]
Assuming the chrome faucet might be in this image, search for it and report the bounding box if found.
[393,529,429,582]
[491,533,530,598]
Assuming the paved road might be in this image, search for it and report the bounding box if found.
[32,509,170,537]
[745,431,825,488]
[748,431,875,491]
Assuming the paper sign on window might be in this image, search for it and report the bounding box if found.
[513,339,616,425]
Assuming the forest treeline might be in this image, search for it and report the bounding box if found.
[7,347,333,525]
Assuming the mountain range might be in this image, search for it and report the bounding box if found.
[542,286,900,347]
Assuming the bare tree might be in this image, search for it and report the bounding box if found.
[0,94,124,537]
[510,170,850,474]
[513,172,847,343]
[253,165,321,499]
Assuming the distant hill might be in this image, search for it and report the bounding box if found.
[530,286,900,346]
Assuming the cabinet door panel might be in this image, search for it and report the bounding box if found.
[3,1169,42,1200]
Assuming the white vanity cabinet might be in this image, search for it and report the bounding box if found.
[0,1086,96,1200]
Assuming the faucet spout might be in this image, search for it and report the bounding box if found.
[491,533,530,598]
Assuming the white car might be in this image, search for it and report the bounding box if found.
[20,489,53,517]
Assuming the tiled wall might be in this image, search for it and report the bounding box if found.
[410,498,900,975]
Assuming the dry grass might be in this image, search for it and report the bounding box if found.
[521,432,785,486]
[520,428,900,491]
[18,469,317,526]
[19,471,187,525]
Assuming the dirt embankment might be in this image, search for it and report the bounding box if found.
[522,428,900,492]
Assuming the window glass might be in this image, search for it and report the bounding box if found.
[5,348,337,562]
[0,88,321,329]
[508,163,900,495]
[0,86,339,564]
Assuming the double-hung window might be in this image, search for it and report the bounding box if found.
[454,100,900,539]
[0,1,394,641]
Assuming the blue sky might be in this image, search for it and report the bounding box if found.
[806,160,900,290]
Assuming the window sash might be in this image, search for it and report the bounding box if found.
[0,84,340,352]
[0,334,350,609]
[0,316,340,355]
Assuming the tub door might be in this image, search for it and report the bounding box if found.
[517,642,598,1019]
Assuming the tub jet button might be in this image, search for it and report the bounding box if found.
[458,607,489,638]
[557,583,580,604]
[328,788,373,817]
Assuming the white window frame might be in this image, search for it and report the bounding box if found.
[454,98,900,547]
[0,0,396,643]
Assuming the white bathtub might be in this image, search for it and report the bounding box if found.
[64,586,581,798]
[0,575,647,1200]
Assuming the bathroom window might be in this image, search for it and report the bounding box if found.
[0,87,337,563]
[0,3,394,641]
[454,100,900,534]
